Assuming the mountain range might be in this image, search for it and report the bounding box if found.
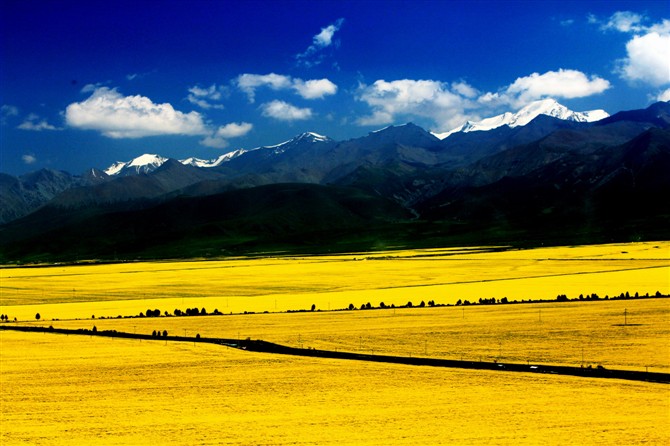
[1,99,668,262]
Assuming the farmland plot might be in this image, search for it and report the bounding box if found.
[1,330,668,446]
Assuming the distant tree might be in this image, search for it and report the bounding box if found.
[311,304,316,312]
[419,300,425,307]
[164,311,170,317]
[428,300,435,307]
[152,330,157,337]
[196,333,201,339]
[656,291,662,297]
[365,302,372,309]
[348,303,355,310]
[456,299,462,306]
[35,313,41,320]
[379,302,387,309]
[406,301,413,308]
[200,308,207,316]
[500,297,509,304]
[163,330,168,337]
[92,314,96,319]
[174,309,182,316]
[92,325,97,333]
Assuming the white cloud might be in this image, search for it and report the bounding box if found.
[314,18,344,47]
[200,135,230,149]
[503,69,610,106]
[235,73,337,102]
[618,31,670,87]
[260,100,313,121]
[215,122,253,138]
[65,87,208,138]
[18,113,61,131]
[451,81,479,98]
[200,122,252,149]
[81,82,107,93]
[593,12,670,87]
[1,104,19,124]
[296,18,344,67]
[356,79,473,129]
[601,11,645,33]
[356,71,612,133]
[236,73,293,103]
[187,84,227,109]
[22,154,37,165]
[656,88,670,102]
[292,78,338,99]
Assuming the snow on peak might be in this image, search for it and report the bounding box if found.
[128,154,167,168]
[299,131,330,141]
[104,154,167,176]
[104,161,127,176]
[432,99,610,139]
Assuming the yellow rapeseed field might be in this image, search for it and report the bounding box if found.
[1,242,669,444]
[1,241,668,319]
[1,330,668,446]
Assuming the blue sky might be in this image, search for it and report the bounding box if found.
[1,0,668,175]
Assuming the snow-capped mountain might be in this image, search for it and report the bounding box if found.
[433,99,609,139]
[104,132,332,176]
[104,154,168,176]
[180,149,249,169]
[261,132,332,154]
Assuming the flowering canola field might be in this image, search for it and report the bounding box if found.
[1,330,668,446]
[1,242,669,444]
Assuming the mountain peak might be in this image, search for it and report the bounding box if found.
[104,153,168,176]
[296,131,331,142]
[433,99,610,139]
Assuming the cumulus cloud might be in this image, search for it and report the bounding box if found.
[296,18,344,67]
[503,69,611,106]
[594,12,670,87]
[617,31,670,86]
[199,122,253,149]
[235,73,337,102]
[18,113,61,131]
[356,79,475,129]
[65,87,208,138]
[216,122,253,138]
[292,78,338,99]
[187,84,227,109]
[356,70,611,133]
[236,73,293,103]
[260,100,313,121]
[22,154,37,165]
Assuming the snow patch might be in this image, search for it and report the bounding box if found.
[433,99,610,139]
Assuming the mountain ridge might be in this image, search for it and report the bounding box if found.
[0,101,668,261]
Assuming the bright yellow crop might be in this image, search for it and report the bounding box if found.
[2,330,668,445]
